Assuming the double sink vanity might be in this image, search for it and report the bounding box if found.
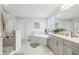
[47,32,79,55]
[30,32,79,55]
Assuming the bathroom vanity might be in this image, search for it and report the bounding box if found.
[48,33,79,55]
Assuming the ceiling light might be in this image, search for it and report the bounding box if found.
[60,4,74,10]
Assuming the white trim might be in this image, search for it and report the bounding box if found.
[9,48,21,55]
[9,50,16,55]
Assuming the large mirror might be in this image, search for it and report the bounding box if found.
[47,18,79,35]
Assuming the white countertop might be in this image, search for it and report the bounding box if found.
[49,33,79,44]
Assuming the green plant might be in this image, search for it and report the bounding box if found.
[53,27,65,34]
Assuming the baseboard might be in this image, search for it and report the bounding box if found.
[9,48,21,55]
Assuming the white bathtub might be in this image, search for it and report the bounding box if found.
[30,34,48,46]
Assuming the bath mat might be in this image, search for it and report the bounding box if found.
[30,43,39,48]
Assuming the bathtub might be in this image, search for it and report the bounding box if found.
[30,34,48,46]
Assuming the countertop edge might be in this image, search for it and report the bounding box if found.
[48,32,79,44]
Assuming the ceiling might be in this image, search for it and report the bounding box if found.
[55,4,79,19]
[4,4,61,18]
[4,4,79,19]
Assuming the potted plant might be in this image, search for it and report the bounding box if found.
[53,27,65,34]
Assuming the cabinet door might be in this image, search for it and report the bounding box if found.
[58,42,64,55]
[64,45,72,55]
[53,39,58,54]
[64,45,79,55]
[71,50,79,55]
[47,35,52,49]
[49,36,54,51]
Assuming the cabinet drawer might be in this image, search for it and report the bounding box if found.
[64,45,79,55]
[70,42,79,51]
[71,49,79,55]
[64,40,72,47]
[52,35,56,39]
[52,36,63,43]
[64,40,79,52]
[57,37,63,43]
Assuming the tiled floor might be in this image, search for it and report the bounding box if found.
[3,46,13,55]
[14,40,54,55]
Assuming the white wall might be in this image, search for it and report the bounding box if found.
[16,17,47,40]
[30,18,47,34]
